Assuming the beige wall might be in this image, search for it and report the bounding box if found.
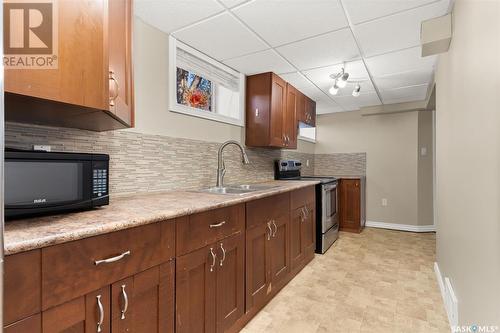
[435,0,500,325]
[315,110,426,226]
[131,18,315,154]
[418,111,434,226]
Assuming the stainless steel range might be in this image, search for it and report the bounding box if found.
[275,159,339,254]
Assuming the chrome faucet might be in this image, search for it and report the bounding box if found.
[216,140,250,188]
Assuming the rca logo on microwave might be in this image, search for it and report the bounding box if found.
[33,198,47,204]
[3,0,58,69]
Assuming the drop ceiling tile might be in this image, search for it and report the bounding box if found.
[380,84,429,104]
[223,49,294,75]
[354,0,450,57]
[134,0,224,33]
[374,68,433,90]
[173,12,268,60]
[333,92,381,111]
[219,0,248,8]
[365,47,437,77]
[303,60,373,96]
[278,72,313,89]
[233,0,348,47]
[343,0,442,25]
[277,29,360,70]
[316,99,344,114]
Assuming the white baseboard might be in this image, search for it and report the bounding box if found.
[434,262,446,303]
[366,220,436,232]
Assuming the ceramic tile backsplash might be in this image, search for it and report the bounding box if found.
[314,153,366,176]
[6,122,315,194]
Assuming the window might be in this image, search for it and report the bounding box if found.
[169,36,245,126]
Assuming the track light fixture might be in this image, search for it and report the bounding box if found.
[352,84,361,97]
[329,66,363,97]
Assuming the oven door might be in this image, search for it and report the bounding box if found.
[321,182,338,233]
[5,159,92,217]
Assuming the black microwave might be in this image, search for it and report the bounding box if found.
[5,149,109,219]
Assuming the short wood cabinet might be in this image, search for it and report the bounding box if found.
[339,178,366,233]
[5,0,134,131]
[245,193,290,313]
[290,187,316,271]
[176,232,245,333]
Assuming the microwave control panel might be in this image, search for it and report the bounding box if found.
[93,168,108,197]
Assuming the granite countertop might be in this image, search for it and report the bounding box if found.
[4,180,319,255]
[332,175,366,179]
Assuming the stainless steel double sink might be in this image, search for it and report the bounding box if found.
[199,184,279,195]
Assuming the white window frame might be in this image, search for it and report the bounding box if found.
[168,36,245,127]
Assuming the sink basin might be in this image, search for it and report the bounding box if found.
[199,184,279,195]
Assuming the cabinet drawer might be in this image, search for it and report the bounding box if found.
[291,186,315,210]
[4,314,41,333]
[4,250,41,325]
[42,222,170,310]
[246,193,290,229]
[176,204,245,256]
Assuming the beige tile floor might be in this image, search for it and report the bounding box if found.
[241,228,449,333]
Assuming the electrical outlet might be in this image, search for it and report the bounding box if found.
[421,147,428,156]
[382,198,388,206]
[306,159,310,167]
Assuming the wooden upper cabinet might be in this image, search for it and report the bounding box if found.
[4,0,134,131]
[246,72,296,149]
[284,84,298,149]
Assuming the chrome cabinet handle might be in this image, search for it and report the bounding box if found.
[96,295,104,332]
[282,134,287,146]
[95,250,131,266]
[267,222,272,240]
[120,285,129,320]
[219,243,226,266]
[272,220,277,238]
[304,206,309,217]
[210,221,226,228]
[109,70,119,107]
[300,208,306,221]
[210,247,216,272]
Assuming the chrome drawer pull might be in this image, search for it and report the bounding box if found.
[210,247,216,272]
[120,285,129,320]
[94,250,131,266]
[210,221,226,228]
[272,220,277,238]
[96,295,104,332]
[267,222,272,240]
[219,243,226,266]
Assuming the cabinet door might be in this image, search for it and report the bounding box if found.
[245,223,272,312]
[284,84,298,149]
[111,262,174,333]
[270,214,290,287]
[4,314,41,333]
[5,0,107,111]
[290,207,305,270]
[340,179,361,231]
[269,74,287,147]
[176,246,217,333]
[302,204,316,258]
[108,0,134,126]
[304,97,316,127]
[42,286,110,333]
[216,233,245,333]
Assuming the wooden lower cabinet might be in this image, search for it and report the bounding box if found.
[291,203,315,271]
[4,314,41,333]
[245,222,272,312]
[339,178,365,233]
[39,261,174,333]
[246,214,290,314]
[176,232,245,333]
